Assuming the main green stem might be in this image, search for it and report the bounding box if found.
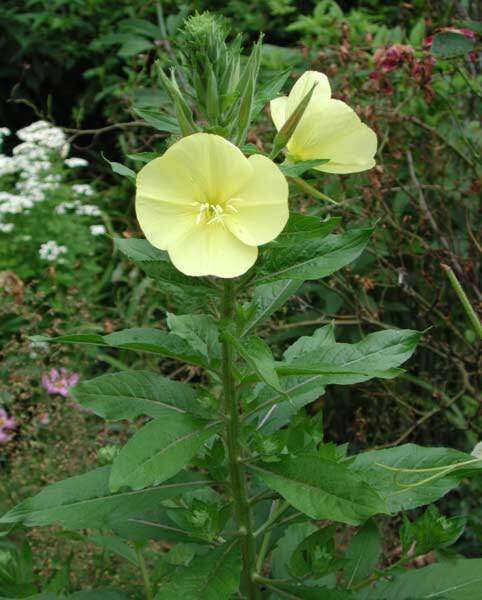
[221,280,260,600]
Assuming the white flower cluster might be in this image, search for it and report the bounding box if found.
[90,224,106,236]
[0,121,101,232]
[39,240,67,262]
[65,157,88,168]
[55,200,101,216]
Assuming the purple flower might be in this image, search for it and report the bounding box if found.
[41,368,80,397]
[0,407,16,443]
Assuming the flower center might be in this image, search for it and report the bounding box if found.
[192,201,239,226]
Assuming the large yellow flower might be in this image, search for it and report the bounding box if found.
[135,133,289,278]
[270,71,377,174]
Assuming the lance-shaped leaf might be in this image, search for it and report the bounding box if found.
[0,467,207,529]
[32,327,208,368]
[256,227,373,283]
[109,414,220,492]
[102,155,136,183]
[241,279,302,336]
[249,454,387,525]
[277,328,422,383]
[224,332,284,394]
[155,541,241,599]
[157,64,198,136]
[252,68,291,117]
[73,370,205,421]
[270,82,317,160]
[132,107,180,134]
[359,558,482,600]
[349,443,482,513]
[88,535,139,566]
[114,237,217,296]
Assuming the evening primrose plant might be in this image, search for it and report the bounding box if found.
[3,14,481,600]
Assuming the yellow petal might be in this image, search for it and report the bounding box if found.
[136,155,200,250]
[270,96,288,131]
[163,132,252,203]
[315,123,377,174]
[287,71,331,120]
[168,223,258,278]
[225,154,289,246]
[288,99,377,174]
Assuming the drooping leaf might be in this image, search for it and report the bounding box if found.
[343,521,381,587]
[359,558,482,600]
[255,227,373,283]
[249,454,387,525]
[32,327,208,368]
[110,414,220,491]
[349,444,482,513]
[73,370,203,421]
[167,313,221,366]
[155,541,241,599]
[0,468,207,529]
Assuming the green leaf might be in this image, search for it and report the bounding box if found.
[279,328,421,383]
[88,535,139,566]
[271,82,317,159]
[343,521,381,587]
[256,227,373,283]
[400,506,466,555]
[241,279,302,336]
[253,68,291,116]
[114,237,217,296]
[155,541,241,599]
[109,414,220,491]
[275,213,341,244]
[290,525,341,579]
[118,36,153,58]
[0,467,207,529]
[34,327,209,367]
[431,32,474,58]
[167,313,221,365]
[249,454,387,525]
[280,159,330,177]
[271,522,318,579]
[349,444,482,513]
[132,107,180,133]
[225,333,283,394]
[126,151,158,163]
[73,370,203,421]
[359,558,482,600]
[102,155,136,182]
[267,583,355,600]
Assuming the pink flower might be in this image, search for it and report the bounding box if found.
[373,44,414,73]
[41,368,80,397]
[0,407,16,443]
